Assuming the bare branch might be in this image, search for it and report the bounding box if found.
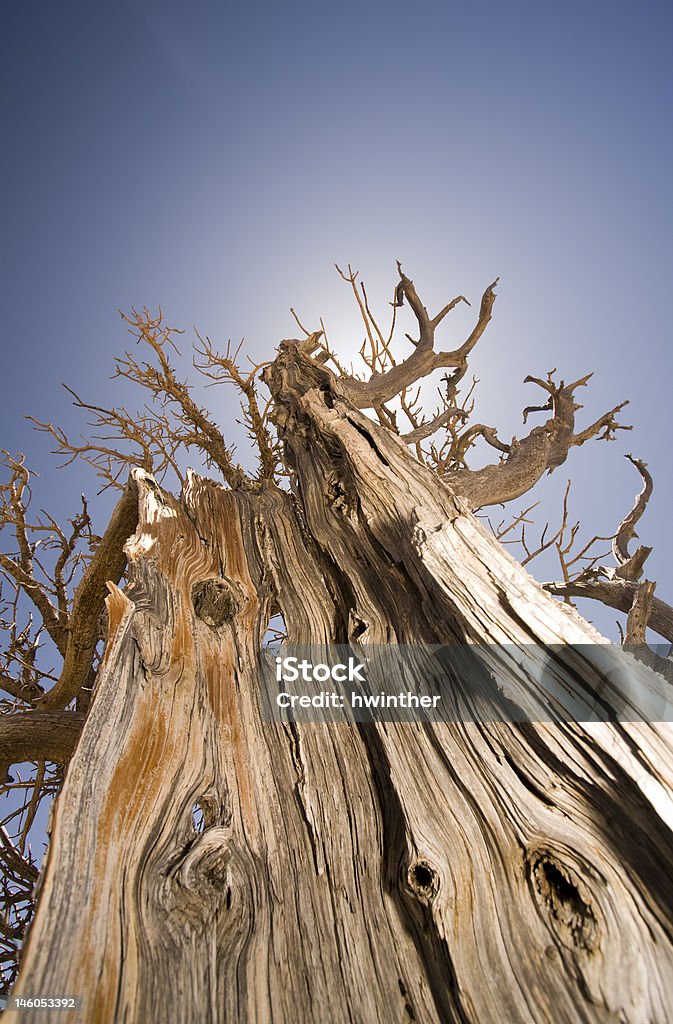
[335,264,378,366]
[289,307,312,337]
[193,334,278,483]
[625,581,657,644]
[338,265,494,409]
[0,712,85,778]
[0,455,69,658]
[448,371,630,508]
[29,388,184,493]
[117,309,251,488]
[391,261,472,349]
[0,825,38,885]
[444,424,511,472]
[360,282,398,370]
[490,501,540,541]
[18,760,45,854]
[0,671,45,706]
[34,309,249,491]
[41,478,139,711]
[49,496,91,620]
[612,455,653,581]
[538,454,666,640]
[401,406,469,444]
[545,579,673,644]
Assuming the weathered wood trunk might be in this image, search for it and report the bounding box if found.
[8,345,673,1022]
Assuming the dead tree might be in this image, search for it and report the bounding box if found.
[2,266,673,1023]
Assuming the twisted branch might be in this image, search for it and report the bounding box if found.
[448,371,630,508]
[338,264,494,408]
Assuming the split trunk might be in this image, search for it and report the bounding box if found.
[9,346,673,1023]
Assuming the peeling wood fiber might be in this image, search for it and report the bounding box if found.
[8,355,673,1024]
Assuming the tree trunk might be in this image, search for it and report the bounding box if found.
[8,346,673,1023]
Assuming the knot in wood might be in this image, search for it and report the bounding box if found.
[162,826,233,929]
[178,827,231,893]
[192,578,241,628]
[530,852,598,953]
[407,859,439,903]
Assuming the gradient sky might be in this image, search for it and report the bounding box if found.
[2,0,672,639]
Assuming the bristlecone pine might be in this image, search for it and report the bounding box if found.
[4,266,673,1023]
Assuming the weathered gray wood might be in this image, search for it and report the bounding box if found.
[8,344,673,1023]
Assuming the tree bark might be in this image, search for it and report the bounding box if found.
[8,346,673,1023]
[0,712,85,780]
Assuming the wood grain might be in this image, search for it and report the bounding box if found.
[8,349,673,1023]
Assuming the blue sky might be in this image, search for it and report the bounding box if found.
[2,0,672,637]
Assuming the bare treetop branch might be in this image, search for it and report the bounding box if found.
[612,455,653,581]
[336,266,497,409]
[448,371,631,508]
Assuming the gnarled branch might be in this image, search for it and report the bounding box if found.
[401,405,469,444]
[612,455,653,581]
[545,578,673,644]
[338,265,496,408]
[448,371,630,508]
[41,478,139,710]
[543,455,667,641]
